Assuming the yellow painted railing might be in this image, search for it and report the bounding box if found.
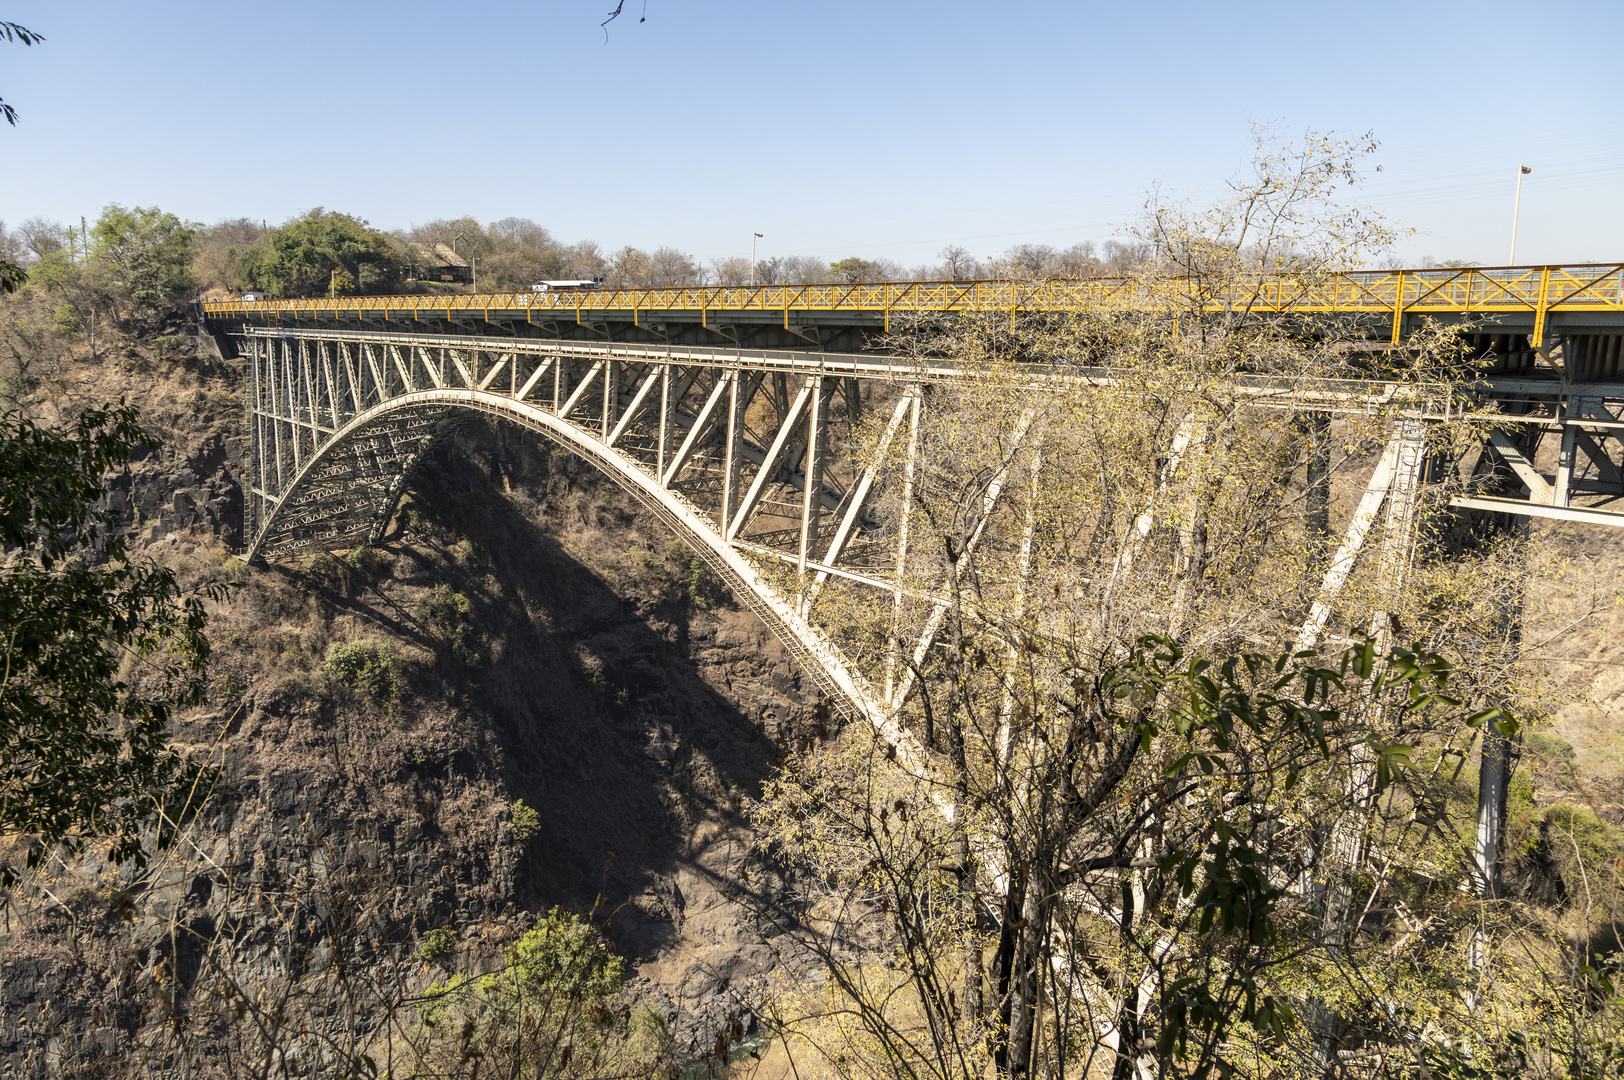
[202,263,1624,343]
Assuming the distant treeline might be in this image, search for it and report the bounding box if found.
[0,206,1157,305]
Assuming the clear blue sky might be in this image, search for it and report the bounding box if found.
[3,0,1621,269]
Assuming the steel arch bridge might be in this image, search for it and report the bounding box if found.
[204,265,1624,728]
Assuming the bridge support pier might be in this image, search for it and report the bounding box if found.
[798,376,830,580]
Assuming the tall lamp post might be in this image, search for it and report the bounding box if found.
[1509,165,1532,264]
[453,232,473,290]
[750,232,763,286]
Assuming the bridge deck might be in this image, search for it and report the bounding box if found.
[202,264,1624,346]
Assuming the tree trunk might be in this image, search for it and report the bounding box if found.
[1302,411,1332,546]
[1475,512,1530,901]
[1471,512,1528,1010]
[1111,874,1143,1080]
[1005,878,1057,1076]
[943,535,983,1044]
[989,867,1028,1076]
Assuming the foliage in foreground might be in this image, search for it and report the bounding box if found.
[748,125,1623,1079]
[755,634,1571,1079]
[403,906,666,1078]
[0,402,217,882]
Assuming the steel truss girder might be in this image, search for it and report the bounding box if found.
[235,325,1624,727]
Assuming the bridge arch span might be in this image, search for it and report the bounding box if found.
[216,305,1624,846]
[251,387,888,725]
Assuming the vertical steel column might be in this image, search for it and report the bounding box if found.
[322,341,341,431]
[844,376,863,422]
[343,343,362,416]
[1477,706,1518,902]
[1474,514,1532,903]
[885,389,921,704]
[720,370,745,532]
[772,372,790,425]
[267,339,283,494]
[798,375,830,577]
[1370,418,1428,641]
[1553,399,1579,507]
[1313,416,1428,1065]
[379,341,393,400]
[251,337,270,543]
[552,353,564,412]
[602,360,619,439]
[657,363,673,485]
[277,338,296,476]
[299,339,319,444]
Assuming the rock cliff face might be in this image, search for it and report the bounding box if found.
[0,360,820,1073]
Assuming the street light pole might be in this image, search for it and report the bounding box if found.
[751,232,763,286]
[1509,165,1531,265]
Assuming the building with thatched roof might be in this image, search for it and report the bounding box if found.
[409,242,471,284]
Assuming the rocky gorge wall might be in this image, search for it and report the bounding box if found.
[0,347,822,1075]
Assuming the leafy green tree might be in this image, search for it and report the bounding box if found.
[407,907,665,1076]
[91,204,198,313]
[494,906,625,1001]
[829,256,885,282]
[26,248,119,359]
[240,209,403,297]
[0,403,215,882]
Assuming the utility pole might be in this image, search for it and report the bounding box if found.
[751,232,763,286]
[1509,165,1531,264]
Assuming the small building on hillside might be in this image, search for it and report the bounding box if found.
[409,243,471,284]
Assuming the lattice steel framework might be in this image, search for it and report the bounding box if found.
[235,326,1624,726]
